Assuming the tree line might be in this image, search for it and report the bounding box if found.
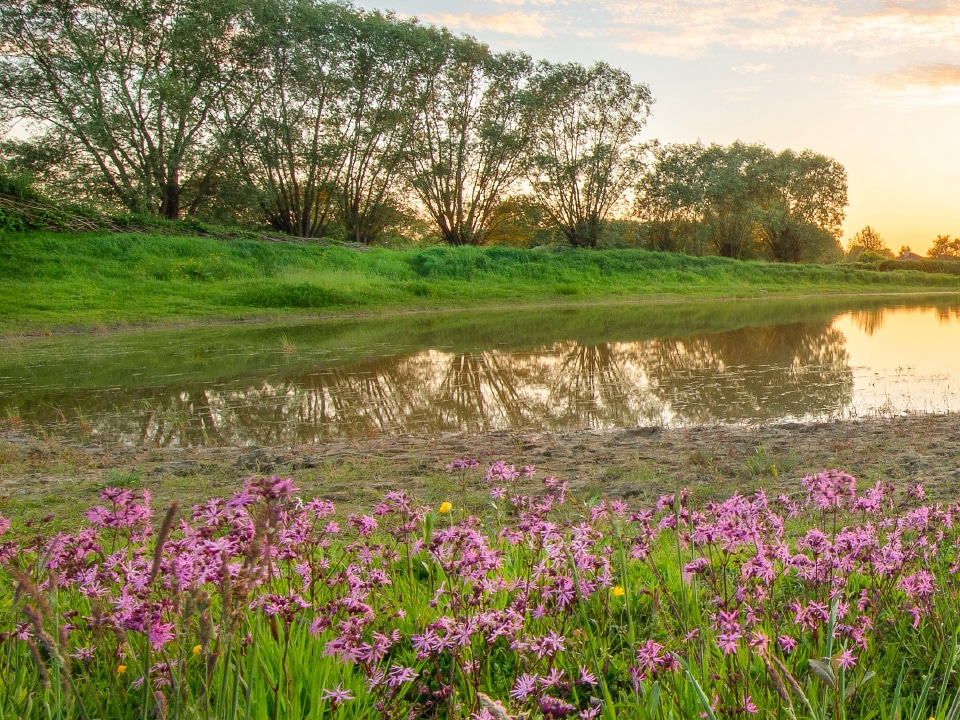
[0,0,848,260]
[844,227,960,263]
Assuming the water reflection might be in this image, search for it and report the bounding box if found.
[643,323,852,424]
[850,309,886,336]
[2,317,861,446]
[5,296,960,447]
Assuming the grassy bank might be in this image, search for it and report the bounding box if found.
[3,231,960,334]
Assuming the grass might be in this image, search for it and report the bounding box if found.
[2,465,960,719]
[3,230,960,335]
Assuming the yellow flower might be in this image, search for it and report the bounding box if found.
[192,644,202,655]
[116,665,127,675]
[438,502,453,514]
[612,586,625,597]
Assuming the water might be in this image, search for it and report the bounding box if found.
[3,295,960,446]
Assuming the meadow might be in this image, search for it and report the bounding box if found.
[2,459,959,719]
[3,230,960,335]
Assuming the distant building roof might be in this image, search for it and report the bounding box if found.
[896,250,925,261]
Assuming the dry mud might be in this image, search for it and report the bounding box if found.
[3,413,960,522]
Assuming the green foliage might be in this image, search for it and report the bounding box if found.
[0,200,32,233]
[877,258,960,275]
[232,1,431,242]
[847,226,891,257]
[0,0,864,264]
[233,282,357,308]
[404,35,538,246]
[530,61,653,248]
[635,141,847,262]
[0,0,255,219]
[0,166,38,201]
[0,166,43,231]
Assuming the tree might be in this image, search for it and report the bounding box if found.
[333,11,437,244]
[635,141,847,262]
[847,226,891,258]
[637,141,769,259]
[231,0,352,237]
[753,149,847,263]
[928,234,960,259]
[697,142,767,259]
[0,0,253,219]
[633,141,706,253]
[529,61,653,249]
[403,35,537,246]
[231,3,430,242]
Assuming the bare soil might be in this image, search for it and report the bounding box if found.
[2,413,960,527]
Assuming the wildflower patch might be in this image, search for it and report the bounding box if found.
[0,466,956,718]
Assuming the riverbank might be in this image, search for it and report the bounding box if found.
[4,230,960,336]
[3,412,959,529]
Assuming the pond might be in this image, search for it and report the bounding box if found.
[3,295,960,447]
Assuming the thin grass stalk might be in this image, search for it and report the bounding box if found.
[244,619,261,720]
[567,549,617,720]
[670,652,716,720]
[612,521,636,649]
[934,633,960,720]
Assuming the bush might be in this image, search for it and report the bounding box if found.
[233,282,355,308]
[878,258,960,275]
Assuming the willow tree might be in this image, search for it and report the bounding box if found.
[695,142,769,259]
[0,0,252,219]
[404,35,537,246]
[635,141,847,261]
[753,149,847,263]
[231,0,353,238]
[332,11,436,244]
[529,62,653,248]
[633,141,708,253]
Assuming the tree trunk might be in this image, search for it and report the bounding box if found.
[563,216,602,248]
[159,174,181,221]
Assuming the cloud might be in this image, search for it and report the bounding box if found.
[885,63,960,87]
[711,84,762,102]
[594,0,960,59]
[731,63,772,74]
[870,63,960,106]
[490,0,558,5]
[420,10,555,37]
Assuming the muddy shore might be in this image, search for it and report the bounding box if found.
[3,413,960,525]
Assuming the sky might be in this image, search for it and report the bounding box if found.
[355,0,960,254]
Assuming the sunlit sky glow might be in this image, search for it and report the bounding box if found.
[357,0,960,254]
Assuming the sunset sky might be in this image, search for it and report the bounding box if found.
[357,0,960,254]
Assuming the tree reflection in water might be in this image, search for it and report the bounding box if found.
[433,352,537,431]
[642,323,852,424]
[21,317,855,446]
[849,308,887,336]
[548,342,667,429]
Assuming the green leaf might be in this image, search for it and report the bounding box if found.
[844,670,876,701]
[808,658,836,689]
